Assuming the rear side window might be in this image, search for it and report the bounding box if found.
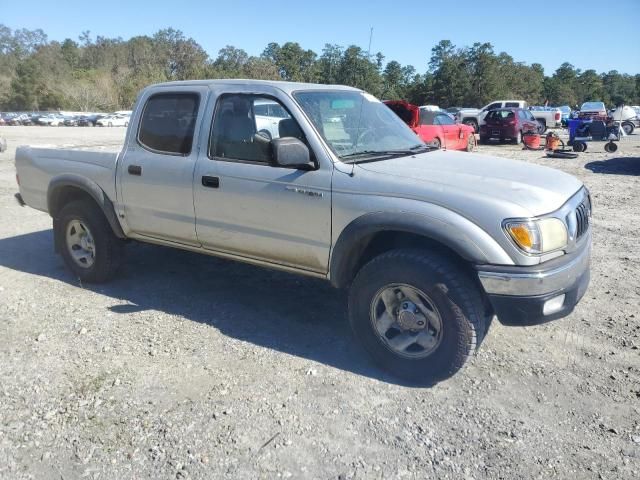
[485,102,501,111]
[138,93,200,155]
[505,102,520,108]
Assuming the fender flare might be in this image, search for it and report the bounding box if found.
[329,211,512,288]
[47,174,126,239]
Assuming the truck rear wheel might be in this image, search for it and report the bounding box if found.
[348,249,486,384]
[56,200,124,283]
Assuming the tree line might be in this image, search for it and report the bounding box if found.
[1,25,639,112]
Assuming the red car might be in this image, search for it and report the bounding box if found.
[384,100,477,151]
[479,108,539,144]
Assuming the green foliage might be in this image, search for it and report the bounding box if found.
[0,25,638,112]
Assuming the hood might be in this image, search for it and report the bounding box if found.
[384,100,419,128]
[355,150,583,217]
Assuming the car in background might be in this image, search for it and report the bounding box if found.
[253,99,291,139]
[97,114,130,127]
[458,100,527,133]
[479,107,539,144]
[528,106,563,131]
[579,101,607,120]
[77,114,105,127]
[35,114,65,126]
[610,105,639,135]
[557,106,572,126]
[384,100,476,151]
[64,116,80,127]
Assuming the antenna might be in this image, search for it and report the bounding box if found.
[367,27,373,58]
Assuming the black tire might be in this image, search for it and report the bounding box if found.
[572,142,585,152]
[348,249,487,384]
[463,119,478,133]
[621,122,634,135]
[604,141,618,153]
[257,129,272,140]
[537,120,547,134]
[432,137,441,149]
[56,200,124,283]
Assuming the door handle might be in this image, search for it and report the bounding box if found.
[128,165,142,176]
[202,175,220,188]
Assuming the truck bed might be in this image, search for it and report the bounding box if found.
[15,144,121,213]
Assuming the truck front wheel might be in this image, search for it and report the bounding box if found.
[56,200,124,283]
[348,249,487,384]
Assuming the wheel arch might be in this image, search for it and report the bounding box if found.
[329,211,511,289]
[47,174,125,240]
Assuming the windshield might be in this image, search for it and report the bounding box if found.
[293,90,427,160]
[581,102,605,111]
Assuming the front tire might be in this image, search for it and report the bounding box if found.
[348,249,487,384]
[56,200,124,283]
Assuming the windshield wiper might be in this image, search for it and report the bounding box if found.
[341,144,435,163]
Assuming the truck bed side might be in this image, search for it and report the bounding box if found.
[15,145,121,214]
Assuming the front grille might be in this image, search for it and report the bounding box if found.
[575,196,591,240]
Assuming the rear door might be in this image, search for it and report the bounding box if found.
[117,86,209,245]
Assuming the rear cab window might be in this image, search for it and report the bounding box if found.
[137,93,200,155]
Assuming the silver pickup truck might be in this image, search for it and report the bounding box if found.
[14,80,592,383]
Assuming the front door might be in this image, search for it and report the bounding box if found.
[118,87,208,245]
[193,91,332,273]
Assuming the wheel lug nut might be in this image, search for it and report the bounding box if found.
[402,303,409,309]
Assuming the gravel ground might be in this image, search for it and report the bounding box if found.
[0,126,639,480]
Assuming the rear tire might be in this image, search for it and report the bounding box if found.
[513,130,522,144]
[56,200,124,283]
[621,122,634,135]
[432,138,441,149]
[537,120,547,134]
[348,249,487,384]
[463,119,478,133]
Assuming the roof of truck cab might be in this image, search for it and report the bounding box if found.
[146,79,363,93]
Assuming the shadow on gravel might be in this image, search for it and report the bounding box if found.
[585,157,640,175]
[0,229,428,387]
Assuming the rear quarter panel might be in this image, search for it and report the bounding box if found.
[16,146,120,213]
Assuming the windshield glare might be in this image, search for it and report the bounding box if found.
[293,90,425,159]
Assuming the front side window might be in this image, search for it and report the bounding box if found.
[293,90,426,160]
[210,94,305,163]
[435,113,455,126]
[138,93,199,155]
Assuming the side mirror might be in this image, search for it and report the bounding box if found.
[271,137,315,170]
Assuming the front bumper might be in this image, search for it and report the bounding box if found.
[476,243,591,326]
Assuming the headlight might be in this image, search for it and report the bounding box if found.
[504,218,568,254]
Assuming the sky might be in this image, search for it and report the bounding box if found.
[2,0,639,76]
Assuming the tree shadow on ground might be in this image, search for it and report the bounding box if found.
[585,157,640,176]
[0,229,434,387]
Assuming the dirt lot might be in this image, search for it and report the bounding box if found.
[1,126,639,480]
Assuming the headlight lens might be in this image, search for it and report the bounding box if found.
[504,218,568,254]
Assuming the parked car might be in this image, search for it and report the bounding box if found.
[557,106,572,126]
[254,99,291,139]
[36,114,65,126]
[610,105,639,135]
[97,114,130,127]
[479,107,539,144]
[579,101,608,119]
[528,106,563,131]
[14,79,592,383]
[77,114,104,127]
[457,100,528,132]
[64,116,80,127]
[384,100,476,151]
